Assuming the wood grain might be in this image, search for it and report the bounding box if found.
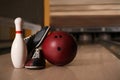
[50,0,120,27]
[51,15,120,27]
[0,44,120,80]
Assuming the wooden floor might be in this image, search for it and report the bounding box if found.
[0,44,120,80]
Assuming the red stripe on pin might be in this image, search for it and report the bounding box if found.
[16,31,22,34]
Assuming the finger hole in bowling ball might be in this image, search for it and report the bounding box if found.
[54,35,58,38]
[57,47,61,51]
[59,35,62,38]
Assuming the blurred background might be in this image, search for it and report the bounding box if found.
[1,0,120,53]
[0,0,44,53]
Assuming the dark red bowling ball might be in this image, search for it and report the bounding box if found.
[42,31,77,66]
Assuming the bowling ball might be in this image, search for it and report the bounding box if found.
[42,31,77,66]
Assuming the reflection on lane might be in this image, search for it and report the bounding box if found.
[100,40,120,59]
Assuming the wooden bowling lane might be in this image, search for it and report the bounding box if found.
[0,44,120,80]
[71,44,120,80]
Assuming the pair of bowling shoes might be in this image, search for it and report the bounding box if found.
[24,27,50,69]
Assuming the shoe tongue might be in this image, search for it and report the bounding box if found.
[33,27,50,48]
[33,30,45,42]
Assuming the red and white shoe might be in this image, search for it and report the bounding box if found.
[25,48,45,69]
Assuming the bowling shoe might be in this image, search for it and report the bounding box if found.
[24,26,50,60]
[25,48,46,69]
[24,27,50,54]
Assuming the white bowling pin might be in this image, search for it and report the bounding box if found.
[11,17,27,68]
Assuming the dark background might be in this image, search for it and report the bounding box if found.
[0,0,44,26]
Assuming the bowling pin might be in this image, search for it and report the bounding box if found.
[11,17,27,68]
